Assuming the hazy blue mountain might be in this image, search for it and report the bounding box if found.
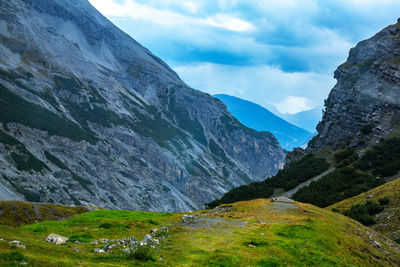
[280,107,322,133]
[264,104,322,133]
[214,94,313,150]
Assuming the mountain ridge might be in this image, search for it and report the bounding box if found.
[0,0,285,211]
[214,94,312,150]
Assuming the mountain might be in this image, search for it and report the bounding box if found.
[279,107,322,133]
[0,0,285,212]
[309,21,400,151]
[209,20,400,221]
[265,104,322,133]
[1,199,399,265]
[214,94,312,150]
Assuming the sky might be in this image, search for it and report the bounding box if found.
[89,0,400,114]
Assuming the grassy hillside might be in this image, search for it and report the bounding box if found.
[0,200,399,266]
[0,201,92,226]
[329,178,400,243]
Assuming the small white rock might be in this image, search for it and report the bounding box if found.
[94,248,105,253]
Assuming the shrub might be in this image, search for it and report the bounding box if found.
[334,149,359,167]
[356,137,400,177]
[126,244,154,261]
[378,197,390,205]
[267,154,330,191]
[69,233,93,243]
[293,168,384,208]
[206,154,329,208]
[206,182,273,208]
[99,223,112,229]
[343,201,384,226]
[361,124,374,134]
[0,251,26,262]
[146,219,160,225]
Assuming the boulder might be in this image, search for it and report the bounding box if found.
[271,197,295,204]
[45,233,69,245]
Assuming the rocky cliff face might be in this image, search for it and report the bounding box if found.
[309,21,400,151]
[0,0,285,211]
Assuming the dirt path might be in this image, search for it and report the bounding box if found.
[279,168,336,198]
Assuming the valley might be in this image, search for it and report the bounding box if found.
[1,0,400,266]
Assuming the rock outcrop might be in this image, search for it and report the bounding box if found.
[0,0,285,211]
[309,20,400,151]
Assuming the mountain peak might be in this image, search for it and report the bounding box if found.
[0,0,285,211]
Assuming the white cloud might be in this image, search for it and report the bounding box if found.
[274,96,312,114]
[174,63,335,114]
[182,1,201,14]
[89,0,255,32]
[88,0,400,115]
[206,14,255,32]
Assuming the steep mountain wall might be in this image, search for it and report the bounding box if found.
[309,21,400,150]
[0,0,285,211]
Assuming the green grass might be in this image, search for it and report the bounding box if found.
[22,209,172,239]
[0,200,399,266]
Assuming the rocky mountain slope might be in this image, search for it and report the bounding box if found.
[0,0,285,211]
[309,20,400,150]
[214,94,312,150]
[1,199,399,266]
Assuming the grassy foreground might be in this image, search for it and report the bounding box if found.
[0,199,399,266]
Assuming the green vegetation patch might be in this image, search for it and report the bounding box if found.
[342,201,384,226]
[334,149,359,167]
[267,154,330,190]
[294,137,400,208]
[22,209,172,239]
[68,233,93,243]
[293,167,384,207]
[207,154,329,208]
[44,150,68,170]
[0,83,97,144]
[355,137,400,177]
[207,182,273,208]
[0,129,49,172]
[0,251,27,264]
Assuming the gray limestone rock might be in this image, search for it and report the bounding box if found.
[309,21,400,151]
[0,0,285,212]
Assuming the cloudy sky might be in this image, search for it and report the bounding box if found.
[89,0,400,114]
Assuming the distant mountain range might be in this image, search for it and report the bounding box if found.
[214,94,313,150]
[264,104,322,133]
